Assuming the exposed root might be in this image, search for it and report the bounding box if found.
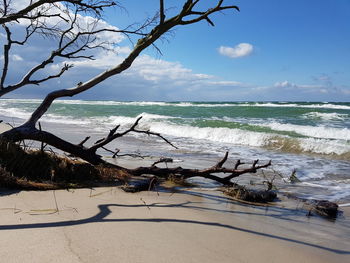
[0,139,129,189]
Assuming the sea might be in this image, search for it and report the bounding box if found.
[1,99,349,203]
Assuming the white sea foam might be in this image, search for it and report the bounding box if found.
[100,113,174,126]
[0,105,91,126]
[301,181,350,201]
[138,112,175,120]
[145,122,272,147]
[43,114,91,125]
[261,122,350,140]
[55,100,170,106]
[245,102,350,110]
[0,98,42,104]
[302,112,348,121]
[298,138,349,155]
[0,107,31,119]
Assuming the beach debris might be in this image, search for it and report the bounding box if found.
[121,176,157,193]
[223,186,277,203]
[308,200,339,218]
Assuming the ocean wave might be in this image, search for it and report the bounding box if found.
[0,107,32,119]
[301,180,350,201]
[51,100,350,110]
[268,136,350,156]
[55,100,170,107]
[43,114,91,125]
[302,112,348,121]
[0,105,91,126]
[243,102,350,110]
[137,121,350,157]
[260,122,350,140]
[148,122,272,147]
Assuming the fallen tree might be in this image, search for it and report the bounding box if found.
[0,0,277,203]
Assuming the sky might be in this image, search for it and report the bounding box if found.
[1,0,350,101]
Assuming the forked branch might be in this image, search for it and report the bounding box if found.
[126,152,272,186]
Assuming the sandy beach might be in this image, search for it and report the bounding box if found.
[0,187,349,263]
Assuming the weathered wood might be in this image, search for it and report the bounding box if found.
[121,176,157,193]
[224,186,277,203]
[310,200,339,218]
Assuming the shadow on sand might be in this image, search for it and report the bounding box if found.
[1,188,349,255]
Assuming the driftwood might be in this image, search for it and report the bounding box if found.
[223,186,277,203]
[0,136,271,188]
[307,200,339,218]
[121,176,158,193]
[282,192,339,218]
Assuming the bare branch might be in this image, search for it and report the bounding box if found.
[0,0,117,24]
[159,0,165,24]
[152,157,173,167]
[78,136,90,146]
[30,63,74,85]
[89,116,177,153]
[129,153,272,186]
[0,25,11,89]
[180,1,239,26]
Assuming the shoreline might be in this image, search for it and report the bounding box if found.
[0,187,349,262]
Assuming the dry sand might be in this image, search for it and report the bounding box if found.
[0,122,11,134]
[0,187,349,263]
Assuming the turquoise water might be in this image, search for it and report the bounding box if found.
[1,99,350,202]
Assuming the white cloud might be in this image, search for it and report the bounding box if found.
[0,54,24,61]
[13,1,125,46]
[12,54,23,61]
[218,43,253,58]
[274,81,322,90]
[274,81,295,88]
[208,80,243,86]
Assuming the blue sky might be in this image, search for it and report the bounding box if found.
[2,0,350,101]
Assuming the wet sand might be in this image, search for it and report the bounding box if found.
[0,187,349,263]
